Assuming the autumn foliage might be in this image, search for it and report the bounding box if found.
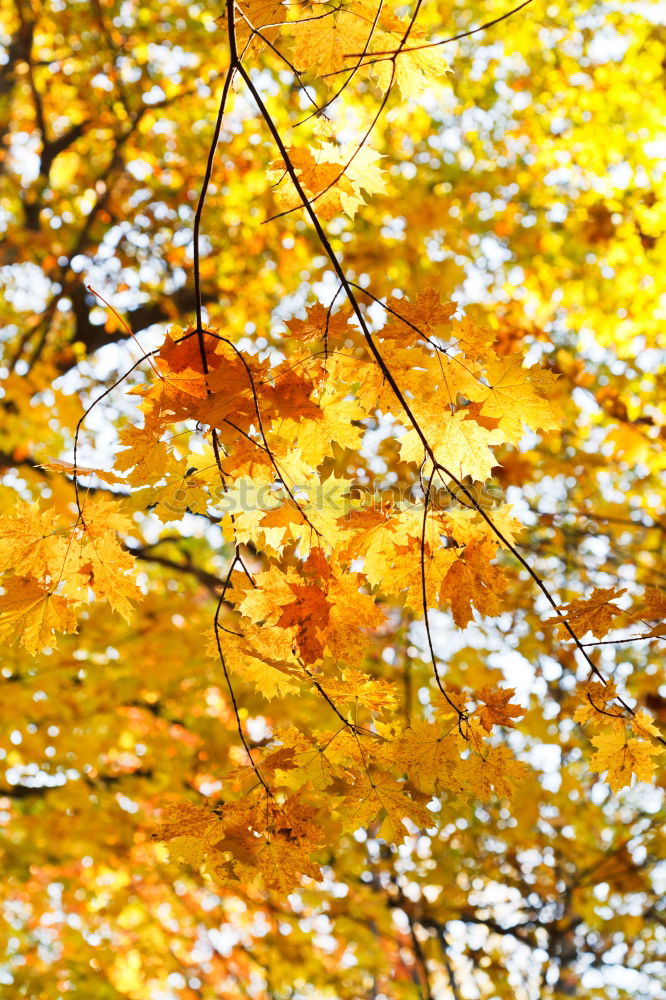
[1,1,665,998]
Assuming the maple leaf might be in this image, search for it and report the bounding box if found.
[573,680,621,728]
[128,469,211,522]
[625,587,666,638]
[216,622,302,699]
[385,721,464,795]
[452,315,495,360]
[286,302,352,347]
[39,458,127,485]
[264,726,352,792]
[293,474,357,547]
[386,288,456,335]
[474,686,524,732]
[276,404,364,469]
[437,539,508,628]
[154,800,222,843]
[232,495,304,553]
[77,497,135,540]
[195,354,255,429]
[547,587,627,639]
[213,795,325,892]
[466,353,559,443]
[269,140,387,220]
[217,0,287,50]
[370,11,450,99]
[399,410,504,481]
[0,577,77,654]
[278,581,332,663]
[462,745,530,800]
[153,801,225,870]
[443,505,524,551]
[317,669,397,714]
[160,366,208,403]
[341,771,432,844]
[115,406,175,486]
[642,587,666,620]
[0,502,67,582]
[77,535,138,621]
[251,836,322,894]
[325,573,386,665]
[288,6,370,78]
[589,731,662,793]
[630,709,662,740]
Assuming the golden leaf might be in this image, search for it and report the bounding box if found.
[0,577,77,654]
[589,730,662,793]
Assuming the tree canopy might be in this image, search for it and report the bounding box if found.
[1,1,665,998]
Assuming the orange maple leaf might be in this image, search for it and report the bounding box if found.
[474,686,524,732]
[547,587,627,639]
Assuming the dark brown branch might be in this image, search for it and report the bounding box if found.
[127,544,224,594]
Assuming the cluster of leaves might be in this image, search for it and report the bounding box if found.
[1,1,665,998]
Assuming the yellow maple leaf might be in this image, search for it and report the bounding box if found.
[317,669,396,714]
[400,410,503,480]
[462,745,529,799]
[443,505,524,551]
[127,471,211,522]
[288,6,370,78]
[342,771,432,843]
[589,730,662,793]
[630,709,662,741]
[153,800,222,843]
[251,836,322,893]
[385,288,457,336]
[232,496,304,554]
[216,796,324,892]
[39,458,127,485]
[216,621,302,699]
[286,302,352,346]
[115,406,175,486]
[276,383,364,466]
[153,801,224,870]
[0,502,67,582]
[325,575,386,665]
[0,577,77,654]
[385,721,464,796]
[466,353,559,443]
[78,535,138,621]
[451,315,495,360]
[643,587,666,619]
[573,680,621,727]
[217,0,286,50]
[369,16,450,100]
[625,587,666,638]
[77,496,136,539]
